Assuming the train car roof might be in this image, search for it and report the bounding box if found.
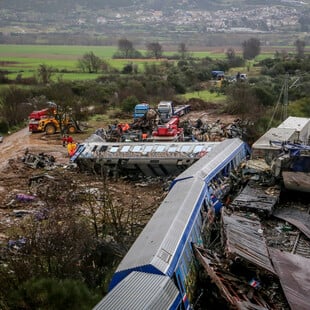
[94,272,180,310]
[73,139,217,160]
[110,176,206,288]
[173,138,247,183]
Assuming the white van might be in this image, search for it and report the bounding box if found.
[240,73,247,80]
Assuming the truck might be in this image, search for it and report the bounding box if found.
[133,103,150,121]
[157,101,190,123]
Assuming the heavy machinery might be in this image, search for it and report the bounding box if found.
[152,115,184,141]
[36,115,81,135]
[28,104,56,133]
[28,103,81,135]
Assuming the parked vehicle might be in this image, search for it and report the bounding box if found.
[28,104,56,133]
[133,103,150,120]
[93,138,250,310]
[211,70,225,80]
[157,101,190,123]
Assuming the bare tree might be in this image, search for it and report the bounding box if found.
[37,64,53,84]
[146,42,163,59]
[117,38,135,58]
[242,38,261,60]
[178,42,188,59]
[226,47,236,61]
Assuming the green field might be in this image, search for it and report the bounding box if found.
[181,90,226,102]
[0,44,290,82]
[0,44,231,81]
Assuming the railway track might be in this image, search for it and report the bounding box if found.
[294,234,310,258]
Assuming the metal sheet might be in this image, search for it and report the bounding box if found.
[269,248,310,310]
[273,207,310,239]
[222,212,276,274]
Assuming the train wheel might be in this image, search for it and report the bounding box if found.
[67,125,77,134]
[45,124,56,135]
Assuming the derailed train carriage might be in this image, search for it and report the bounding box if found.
[93,138,250,310]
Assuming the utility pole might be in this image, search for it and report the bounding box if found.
[282,72,289,121]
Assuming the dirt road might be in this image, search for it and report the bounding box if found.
[0,127,68,171]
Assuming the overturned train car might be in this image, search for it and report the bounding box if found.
[71,134,218,177]
[93,138,250,310]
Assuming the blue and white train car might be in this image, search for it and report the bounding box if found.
[93,138,250,310]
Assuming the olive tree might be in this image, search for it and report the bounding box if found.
[77,51,103,73]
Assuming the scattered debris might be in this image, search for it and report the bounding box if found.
[194,245,272,309]
[22,151,56,169]
[273,207,310,239]
[15,193,36,202]
[228,181,280,216]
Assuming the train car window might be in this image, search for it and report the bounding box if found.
[184,244,192,267]
[180,145,190,152]
[155,145,166,152]
[110,146,119,153]
[168,146,177,152]
[99,145,108,152]
[120,145,130,152]
[193,145,204,153]
[196,211,202,227]
[194,224,200,242]
[144,145,153,152]
[132,145,142,152]
[177,274,184,290]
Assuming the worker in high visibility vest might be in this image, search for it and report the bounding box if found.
[67,142,77,157]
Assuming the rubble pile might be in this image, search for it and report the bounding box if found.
[194,173,310,310]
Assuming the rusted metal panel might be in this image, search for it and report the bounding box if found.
[273,207,310,239]
[229,182,280,216]
[222,212,276,274]
[269,248,310,310]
